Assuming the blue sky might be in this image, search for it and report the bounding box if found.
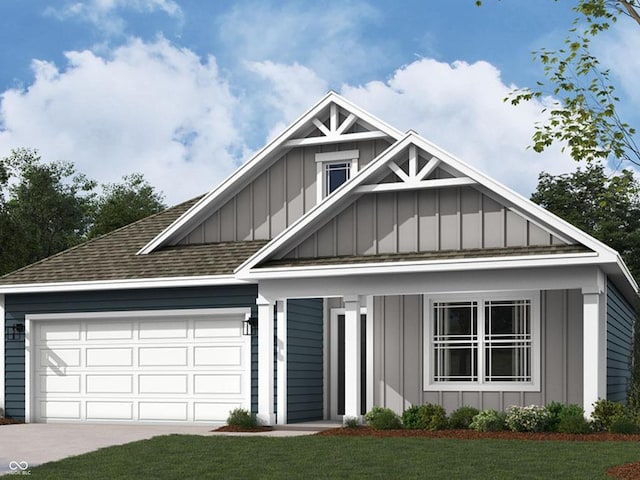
[0,1,636,204]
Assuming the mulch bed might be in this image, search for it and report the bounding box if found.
[0,418,22,425]
[213,425,274,433]
[316,427,640,479]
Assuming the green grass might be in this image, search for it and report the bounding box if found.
[11,434,640,479]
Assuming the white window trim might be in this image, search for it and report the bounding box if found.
[316,150,359,203]
[423,291,541,392]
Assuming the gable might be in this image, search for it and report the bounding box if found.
[139,92,402,254]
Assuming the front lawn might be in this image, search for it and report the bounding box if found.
[12,434,640,479]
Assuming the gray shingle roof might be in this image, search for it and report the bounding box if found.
[0,197,268,285]
[260,244,592,268]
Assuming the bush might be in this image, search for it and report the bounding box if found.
[449,406,480,430]
[365,407,402,430]
[470,409,506,432]
[226,408,257,428]
[343,416,360,428]
[401,403,448,431]
[610,416,639,434]
[546,402,585,432]
[557,412,592,434]
[591,399,625,431]
[505,405,551,433]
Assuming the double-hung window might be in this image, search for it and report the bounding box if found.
[425,293,540,391]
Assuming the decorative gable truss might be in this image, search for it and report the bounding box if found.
[236,132,626,280]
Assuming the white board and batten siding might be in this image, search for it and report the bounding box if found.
[26,309,250,424]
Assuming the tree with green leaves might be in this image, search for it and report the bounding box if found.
[531,163,640,278]
[0,149,166,276]
[89,173,166,238]
[503,0,640,166]
[0,148,96,274]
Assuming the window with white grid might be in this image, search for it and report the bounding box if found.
[426,293,539,391]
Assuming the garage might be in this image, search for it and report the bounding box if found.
[25,308,251,424]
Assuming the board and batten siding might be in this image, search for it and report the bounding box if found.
[373,290,583,413]
[281,186,569,260]
[177,140,391,245]
[3,285,258,420]
[607,282,636,403]
[287,298,324,422]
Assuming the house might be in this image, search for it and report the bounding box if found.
[0,92,637,425]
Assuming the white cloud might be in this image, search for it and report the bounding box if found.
[0,37,241,204]
[341,58,575,197]
[45,0,183,36]
[217,1,384,84]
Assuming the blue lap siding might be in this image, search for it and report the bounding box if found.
[607,282,636,403]
[3,285,258,420]
[287,298,324,423]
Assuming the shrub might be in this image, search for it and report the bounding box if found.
[505,405,550,433]
[610,416,639,434]
[227,408,257,428]
[401,403,448,431]
[470,409,506,432]
[557,412,592,434]
[343,416,360,428]
[449,406,480,430]
[364,407,402,430]
[591,399,625,431]
[546,402,585,432]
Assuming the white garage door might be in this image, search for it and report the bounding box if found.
[29,309,251,424]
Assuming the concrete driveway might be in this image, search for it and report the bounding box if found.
[0,423,216,475]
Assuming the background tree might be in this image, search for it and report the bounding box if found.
[505,0,640,166]
[531,163,640,278]
[0,148,96,274]
[89,173,166,238]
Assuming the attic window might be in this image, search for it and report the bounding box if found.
[316,149,359,202]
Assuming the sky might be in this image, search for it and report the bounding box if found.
[0,0,637,205]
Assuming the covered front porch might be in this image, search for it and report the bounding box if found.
[254,264,608,425]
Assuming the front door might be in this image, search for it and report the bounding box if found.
[331,311,367,418]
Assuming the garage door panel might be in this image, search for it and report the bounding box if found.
[87,348,133,367]
[40,400,81,420]
[194,319,243,338]
[139,347,188,366]
[139,320,188,339]
[40,348,81,368]
[40,374,81,394]
[139,402,188,421]
[86,322,133,340]
[33,313,249,424]
[86,374,133,394]
[194,402,242,422]
[194,374,242,394]
[40,323,82,342]
[86,401,133,420]
[194,346,241,366]
[139,375,188,394]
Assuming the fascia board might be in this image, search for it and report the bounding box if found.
[238,252,605,280]
[234,133,417,276]
[0,275,253,295]
[138,92,403,255]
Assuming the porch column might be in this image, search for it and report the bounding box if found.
[582,289,606,417]
[257,294,275,425]
[343,295,362,422]
[276,300,287,425]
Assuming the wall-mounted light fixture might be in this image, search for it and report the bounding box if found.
[243,316,258,336]
[5,323,25,341]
